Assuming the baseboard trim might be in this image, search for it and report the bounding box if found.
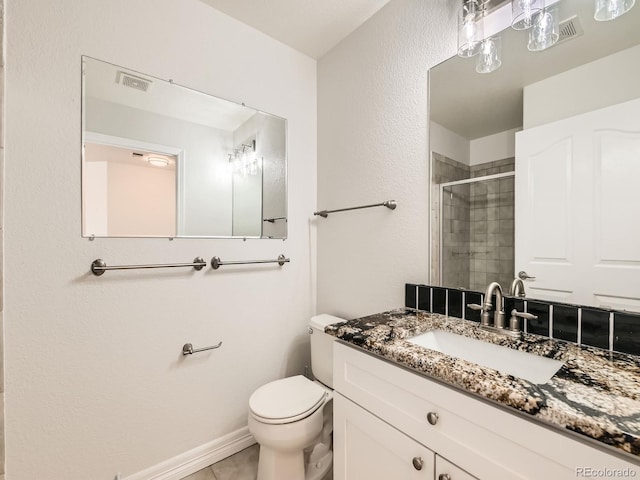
[124,427,256,480]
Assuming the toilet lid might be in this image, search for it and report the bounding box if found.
[249,375,327,423]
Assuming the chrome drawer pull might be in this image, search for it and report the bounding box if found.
[427,411,439,425]
[438,474,451,480]
[412,457,424,470]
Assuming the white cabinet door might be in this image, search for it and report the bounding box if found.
[436,455,478,480]
[334,392,435,480]
[515,97,640,310]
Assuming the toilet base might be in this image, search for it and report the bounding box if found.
[257,445,305,480]
[305,450,332,480]
[256,444,333,480]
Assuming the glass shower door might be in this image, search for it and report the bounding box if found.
[440,174,514,291]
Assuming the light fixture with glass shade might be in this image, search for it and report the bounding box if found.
[527,6,559,51]
[512,0,545,29]
[594,0,636,20]
[476,35,502,73]
[148,156,169,167]
[228,140,261,177]
[458,0,484,57]
[456,0,633,74]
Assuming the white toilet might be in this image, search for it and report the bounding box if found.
[248,314,343,480]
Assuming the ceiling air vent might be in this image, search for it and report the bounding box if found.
[115,71,152,92]
[556,15,584,46]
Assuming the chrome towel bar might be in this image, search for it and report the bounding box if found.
[211,254,290,270]
[90,257,206,276]
[182,341,222,355]
[314,200,397,218]
[263,216,287,223]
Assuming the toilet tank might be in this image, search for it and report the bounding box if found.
[309,314,345,389]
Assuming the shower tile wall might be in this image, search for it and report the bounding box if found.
[469,158,515,292]
[470,157,515,177]
[432,154,514,292]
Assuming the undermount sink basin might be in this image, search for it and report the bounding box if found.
[408,330,564,384]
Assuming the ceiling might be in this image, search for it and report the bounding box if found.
[430,0,640,140]
[84,56,256,132]
[199,0,392,59]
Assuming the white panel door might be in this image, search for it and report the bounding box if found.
[515,97,640,310]
[333,392,435,480]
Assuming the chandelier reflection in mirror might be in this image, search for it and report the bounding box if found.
[228,139,263,177]
[458,0,636,73]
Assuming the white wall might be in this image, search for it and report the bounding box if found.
[469,128,519,166]
[317,0,458,318]
[4,1,316,479]
[232,171,262,237]
[430,121,470,165]
[524,44,640,129]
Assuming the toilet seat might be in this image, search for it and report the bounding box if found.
[249,375,327,425]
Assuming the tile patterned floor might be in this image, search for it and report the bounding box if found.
[180,444,259,480]
[180,444,333,480]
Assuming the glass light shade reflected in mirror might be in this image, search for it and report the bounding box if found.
[594,0,636,21]
[148,156,169,167]
[512,0,545,29]
[527,7,560,51]
[476,35,502,73]
[458,0,483,57]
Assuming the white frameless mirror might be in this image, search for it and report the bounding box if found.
[429,0,640,311]
[81,56,287,239]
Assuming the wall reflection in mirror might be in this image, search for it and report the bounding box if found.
[430,0,640,312]
[82,56,287,239]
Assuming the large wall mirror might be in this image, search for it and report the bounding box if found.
[82,56,287,239]
[429,0,640,312]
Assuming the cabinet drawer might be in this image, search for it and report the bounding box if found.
[334,342,637,479]
[334,392,434,480]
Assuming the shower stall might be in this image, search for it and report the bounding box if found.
[438,171,515,292]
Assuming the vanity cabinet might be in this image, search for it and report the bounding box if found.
[333,342,638,480]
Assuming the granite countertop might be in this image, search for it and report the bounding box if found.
[326,308,640,458]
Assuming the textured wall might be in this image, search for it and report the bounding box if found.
[317,0,458,318]
[0,0,4,476]
[4,0,316,478]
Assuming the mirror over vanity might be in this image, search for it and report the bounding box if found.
[81,56,287,239]
[429,0,640,312]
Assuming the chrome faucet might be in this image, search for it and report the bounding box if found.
[509,278,526,298]
[482,282,506,329]
[468,281,522,338]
